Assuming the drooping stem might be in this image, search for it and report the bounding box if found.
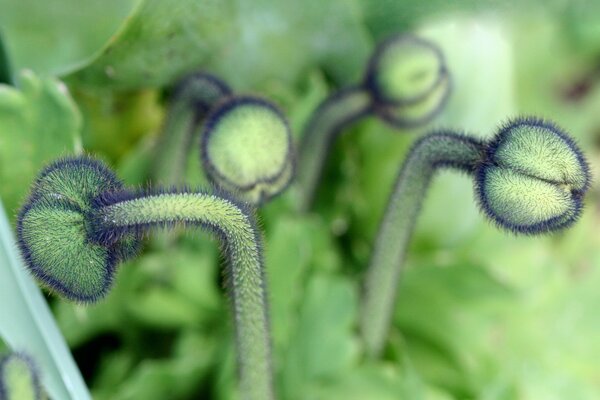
[296,86,372,210]
[92,191,273,400]
[153,74,231,186]
[360,133,486,357]
[0,29,12,85]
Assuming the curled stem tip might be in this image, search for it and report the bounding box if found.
[201,95,295,205]
[361,117,590,356]
[0,352,42,400]
[297,34,451,210]
[17,157,275,400]
[153,72,232,186]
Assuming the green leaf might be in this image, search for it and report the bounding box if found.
[0,200,91,400]
[393,262,514,397]
[69,0,236,89]
[280,273,360,399]
[265,215,314,350]
[0,71,81,219]
[0,0,137,76]
[55,242,222,345]
[125,246,221,329]
[68,0,370,90]
[310,364,426,400]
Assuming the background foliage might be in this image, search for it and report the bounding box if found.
[1,0,600,399]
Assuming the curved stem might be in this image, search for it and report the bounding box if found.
[153,76,230,185]
[0,29,12,85]
[296,86,372,211]
[360,132,486,357]
[93,191,273,400]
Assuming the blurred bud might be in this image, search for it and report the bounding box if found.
[201,96,294,205]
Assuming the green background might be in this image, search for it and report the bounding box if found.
[1,0,600,399]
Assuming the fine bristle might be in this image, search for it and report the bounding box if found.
[16,156,139,303]
[474,117,591,235]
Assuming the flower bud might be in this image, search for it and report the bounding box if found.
[17,157,139,302]
[0,352,41,400]
[201,96,294,205]
[476,118,590,234]
[365,35,448,107]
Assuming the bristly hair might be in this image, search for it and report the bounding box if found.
[16,156,127,303]
[409,130,486,173]
[363,34,448,107]
[16,201,120,303]
[474,116,591,235]
[89,185,265,315]
[474,165,586,236]
[486,116,592,192]
[27,155,123,203]
[0,352,42,400]
[89,185,258,247]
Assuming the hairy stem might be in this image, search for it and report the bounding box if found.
[93,192,273,400]
[153,76,230,185]
[361,133,486,357]
[296,86,372,210]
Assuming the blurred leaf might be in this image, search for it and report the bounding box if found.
[93,330,216,400]
[0,200,91,400]
[393,262,514,397]
[266,214,344,357]
[125,245,221,329]
[0,70,81,218]
[280,273,360,399]
[0,0,137,76]
[360,0,551,40]
[72,88,163,162]
[210,0,371,89]
[310,364,425,400]
[69,0,370,90]
[266,215,320,351]
[56,242,222,344]
[68,0,236,89]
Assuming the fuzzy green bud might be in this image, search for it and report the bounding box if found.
[201,96,294,205]
[17,157,139,302]
[365,35,447,106]
[476,118,590,234]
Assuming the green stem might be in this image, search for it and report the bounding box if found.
[94,192,273,400]
[153,75,230,185]
[296,86,372,211]
[360,132,486,357]
[0,29,13,85]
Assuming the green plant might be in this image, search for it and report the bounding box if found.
[16,96,293,400]
[17,157,273,400]
[0,352,42,400]
[296,34,450,210]
[360,117,591,357]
